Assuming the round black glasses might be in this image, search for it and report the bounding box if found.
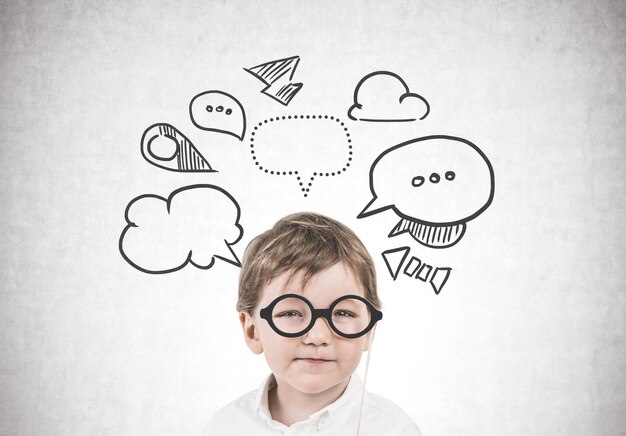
[259,294,383,339]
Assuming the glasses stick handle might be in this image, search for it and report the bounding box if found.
[355,324,377,436]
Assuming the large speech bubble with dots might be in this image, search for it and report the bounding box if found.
[249,114,353,197]
[358,135,495,248]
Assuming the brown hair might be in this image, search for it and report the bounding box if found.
[237,212,380,314]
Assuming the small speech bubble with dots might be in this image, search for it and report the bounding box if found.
[190,90,246,140]
[249,114,353,197]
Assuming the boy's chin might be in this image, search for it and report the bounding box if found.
[287,374,347,395]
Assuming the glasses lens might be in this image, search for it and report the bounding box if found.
[271,297,312,335]
[331,298,372,336]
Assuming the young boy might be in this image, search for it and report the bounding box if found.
[204,212,421,435]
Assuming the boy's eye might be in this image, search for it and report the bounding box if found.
[275,311,303,318]
[333,310,356,318]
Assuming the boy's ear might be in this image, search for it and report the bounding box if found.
[239,311,263,355]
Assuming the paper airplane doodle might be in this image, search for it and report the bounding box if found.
[348,71,430,122]
[359,135,495,248]
[141,123,216,173]
[381,246,451,294]
[244,56,303,106]
[189,90,246,140]
[119,184,243,274]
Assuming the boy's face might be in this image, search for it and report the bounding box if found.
[240,262,372,395]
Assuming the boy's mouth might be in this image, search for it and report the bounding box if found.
[295,358,333,364]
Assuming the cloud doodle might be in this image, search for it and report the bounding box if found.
[348,71,430,122]
[119,184,243,274]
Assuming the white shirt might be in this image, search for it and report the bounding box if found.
[203,374,421,436]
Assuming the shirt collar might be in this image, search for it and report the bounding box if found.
[255,373,277,425]
[254,373,364,429]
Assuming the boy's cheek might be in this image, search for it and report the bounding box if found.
[337,341,368,365]
[257,328,285,354]
[262,344,295,373]
[362,334,372,352]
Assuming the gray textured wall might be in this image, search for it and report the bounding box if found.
[1,1,624,435]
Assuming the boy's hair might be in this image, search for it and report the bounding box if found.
[237,212,380,314]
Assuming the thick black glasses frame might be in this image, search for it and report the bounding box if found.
[259,294,383,339]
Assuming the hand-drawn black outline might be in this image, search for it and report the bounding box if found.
[380,246,452,294]
[389,219,466,249]
[249,114,352,198]
[381,246,452,295]
[416,263,433,282]
[358,135,495,249]
[348,71,430,122]
[429,267,451,295]
[404,256,421,277]
[189,90,247,140]
[381,247,410,280]
[119,184,243,274]
[141,123,216,173]
[244,56,303,106]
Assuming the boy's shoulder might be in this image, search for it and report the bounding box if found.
[202,388,258,436]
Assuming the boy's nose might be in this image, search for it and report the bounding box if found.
[303,317,332,344]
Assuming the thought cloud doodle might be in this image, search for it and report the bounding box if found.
[141,123,216,173]
[359,135,495,248]
[348,71,430,122]
[244,56,303,106]
[119,184,243,274]
[249,114,353,197]
[189,90,246,140]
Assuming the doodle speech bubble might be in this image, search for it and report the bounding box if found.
[249,115,353,197]
[359,135,494,248]
[119,184,243,274]
[190,90,246,140]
